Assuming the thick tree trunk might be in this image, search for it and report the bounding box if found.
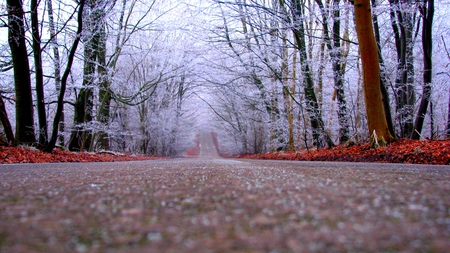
[31,0,48,146]
[389,0,416,138]
[68,46,95,151]
[354,0,394,146]
[96,23,111,150]
[7,0,36,145]
[69,2,103,151]
[411,0,434,140]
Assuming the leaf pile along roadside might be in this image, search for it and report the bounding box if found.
[0,146,160,164]
[237,139,450,165]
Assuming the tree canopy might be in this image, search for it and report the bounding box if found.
[0,0,446,156]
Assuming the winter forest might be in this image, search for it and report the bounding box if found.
[0,0,447,156]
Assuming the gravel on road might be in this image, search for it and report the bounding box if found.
[1,159,449,252]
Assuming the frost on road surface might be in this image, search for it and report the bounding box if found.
[0,159,450,252]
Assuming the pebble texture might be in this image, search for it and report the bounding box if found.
[1,159,449,252]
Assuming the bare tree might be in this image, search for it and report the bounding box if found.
[389,0,417,138]
[353,0,394,146]
[411,0,434,139]
[31,0,48,146]
[7,0,36,145]
[45,0,86,152]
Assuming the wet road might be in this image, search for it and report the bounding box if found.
[1,159,450,252]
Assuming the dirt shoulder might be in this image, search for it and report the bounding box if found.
[1,159,449,252]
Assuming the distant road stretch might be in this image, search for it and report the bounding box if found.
[199,132,219,158]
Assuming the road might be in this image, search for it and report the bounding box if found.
[199,132,219,158]
[1,159,449,252]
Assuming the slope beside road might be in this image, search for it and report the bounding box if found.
[1,159,449,252]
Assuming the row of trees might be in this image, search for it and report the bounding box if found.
[0,0,446,156]
[201,0,441,155]
[2,0,200,155]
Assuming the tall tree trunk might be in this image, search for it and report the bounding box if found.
[7,0,36,145]
[96,0,125,150]
[371,0,395,137]
[68,44,95,151]
[292,0,334,148]
[31,0,48,146]
[96,20,110,150]
[46,0,64,145]
[353,0,394,146]
[281,31,295,151]
[411,0,434,140]
[389,0,416,138]
[315,0,351,144]
[69,1,105,151]
[45,0,86,152]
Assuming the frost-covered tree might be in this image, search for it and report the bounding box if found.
[7,0,36,145]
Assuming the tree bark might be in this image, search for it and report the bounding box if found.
[389,0,416,138]
[45,0,86,152]
[31,0,48,146]
[292,0,334,148]
[353,0,394,146]
[411,0,434,140]
[371,0,395,137]
[0,95,14,145]
[315,0,351,144]
[96,26,111,150]
[68,45,95,151]
[46,0,65,145]
[69,1,103,151]
[7,0,36,145]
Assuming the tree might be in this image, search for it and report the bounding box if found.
[411,0,434,139]
[371,0,395,137]
[353,0,394,145]
[7,0,36,145]
[69,0,110,151]
[0,95,14,145]
[389,0,417,138]
[46,0,64,145]
[31,0,48,146]
[315,0,351,144]
[291,0,334,148]
[45,0,86,152]
[216,0,286,151]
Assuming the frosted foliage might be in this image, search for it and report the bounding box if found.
[1,0,450,153]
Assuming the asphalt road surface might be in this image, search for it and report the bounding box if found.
[199,132,219,158]
[1,159,449,252]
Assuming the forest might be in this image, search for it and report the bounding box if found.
[0,0,447,157]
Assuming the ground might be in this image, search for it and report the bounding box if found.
[1,139,449,164]
[238,139,450,165]
[1,159,449,252]
[1,139,449,252]
[0,147,159,164]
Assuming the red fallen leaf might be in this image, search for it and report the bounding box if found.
[238,139,450,165]
[0,146,161,164]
